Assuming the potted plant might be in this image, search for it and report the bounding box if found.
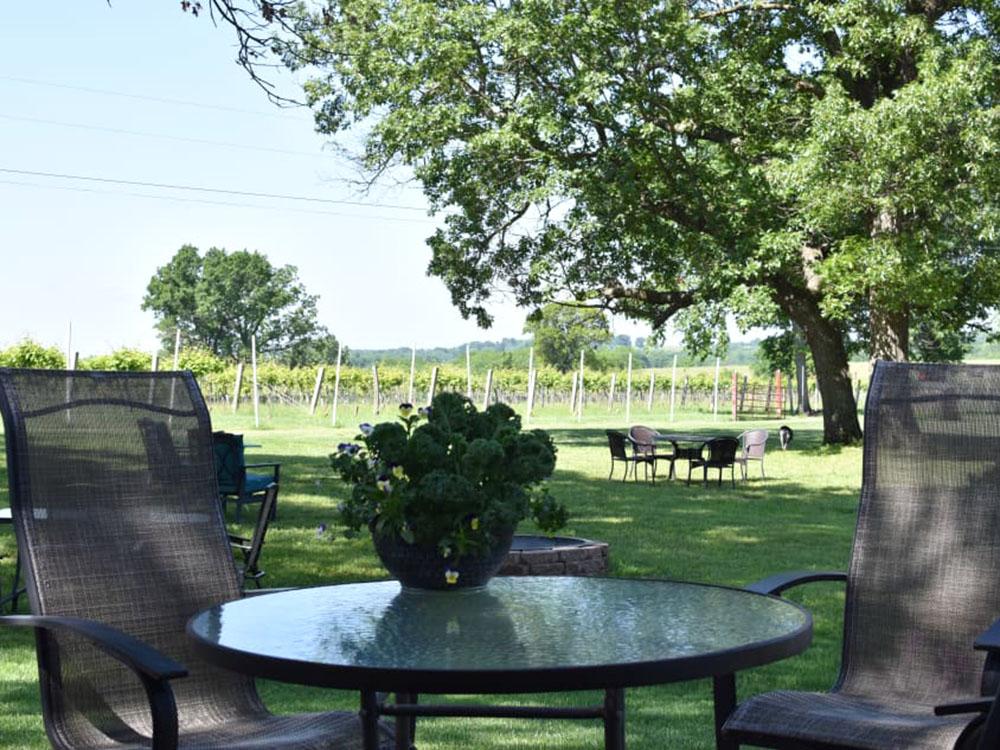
[331,392,568,589]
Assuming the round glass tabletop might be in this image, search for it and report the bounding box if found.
[188,577,810,693]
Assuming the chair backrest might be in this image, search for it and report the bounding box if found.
[706,437,739,464]
[0,369,264,744]
[739,429,768,460]
[839,362,1000,705]
[628,425,659,456]
[605,430,632,460]
[213,430,246,495]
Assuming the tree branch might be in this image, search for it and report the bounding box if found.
[696,3,795,20]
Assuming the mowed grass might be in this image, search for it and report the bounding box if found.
[0,402,861,749]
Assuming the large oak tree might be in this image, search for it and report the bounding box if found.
[200,0,1000,442]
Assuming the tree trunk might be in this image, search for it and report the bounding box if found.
[793,324,811,414]
[869,295,909,363]
[773,280,862,444]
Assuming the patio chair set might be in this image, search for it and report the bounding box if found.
[606,426,769,487]
[1,364,1000,750]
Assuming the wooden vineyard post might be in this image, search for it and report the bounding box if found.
[775,369,783,418]
[625,352,633,426]
[310,367,325,415]
[577,349,585,421]
[482,368,494,411]
[232,362,244,412]
[647,370,655,412]
[608,373,617,411]
[331,342,343,426]
[150,353,159,372]
[731,371,738,421]
[712,356,721,420]
[251,335,260,428]
[466,343,473,399]
[569,372,578,415]
[408,346,416,404]
[173,329,181,368]
[427,366,438,406]
[372,365,381,415]
[669,354,677,422]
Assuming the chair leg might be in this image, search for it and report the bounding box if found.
[687,463,693,486]
[609,460,615,481]
[760,461,765,480]
[703,466,708,487]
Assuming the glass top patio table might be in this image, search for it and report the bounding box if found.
[188,576,810,694]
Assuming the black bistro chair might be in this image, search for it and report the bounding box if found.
[722,362,1000,749]
[229,483,278,590]
[605,430,654,482]
[0,369,391,750]
[687,437,739,487]
[213,430,280,521]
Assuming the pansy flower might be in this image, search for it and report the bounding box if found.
[399,402,414,418]
[337,442,361,456]
[444,568,460,585]
[470,517,480,531]
[391,464,407,480]
[359,422,374,437]
[376,475,392,493]
[418,405,432,418]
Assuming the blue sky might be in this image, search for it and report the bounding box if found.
[0,3,665,357]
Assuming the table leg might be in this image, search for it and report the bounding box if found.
[603,688,625,750]
[713,674,737,750]
[394,691,417,750]
[360,689,380,750]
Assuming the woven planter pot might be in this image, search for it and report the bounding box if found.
[371,525,516,590]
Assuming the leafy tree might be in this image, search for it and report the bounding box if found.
[142,245,331,362]
[206,0,1000,442]
[279,332,349,368]
[523,304,611,372]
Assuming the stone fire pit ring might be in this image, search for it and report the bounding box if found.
[499,534,609,577]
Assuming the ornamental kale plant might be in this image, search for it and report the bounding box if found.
[331,392,567,557]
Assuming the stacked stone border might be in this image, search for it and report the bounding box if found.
[499,535,609,577]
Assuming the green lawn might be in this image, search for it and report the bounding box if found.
[0,404,860,749]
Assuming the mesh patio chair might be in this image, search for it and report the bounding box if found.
[722,362,1000,750]
[213,430,280,522]
[735,429,769,480]
[628,425,676,481]
[605,430,653,482]
[0,369,392,750]
[228,483,278,590]
[687,437,739,487]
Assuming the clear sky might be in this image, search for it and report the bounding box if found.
[0,3,673,357]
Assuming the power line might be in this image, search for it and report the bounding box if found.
[0,168,428,212]
[0,112,335,159]
[0,74,302,120]
[0,179,437,225]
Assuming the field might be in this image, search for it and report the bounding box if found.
[0,402,862,749]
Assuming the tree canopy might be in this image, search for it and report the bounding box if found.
[142,244,338,363]
[205,0,1000,442]
[523,303,611,372]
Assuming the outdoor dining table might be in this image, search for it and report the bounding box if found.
[188,576,811,750]
[653,433,714,478]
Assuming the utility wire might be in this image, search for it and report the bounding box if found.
[0,112,334,159]
[0,74,301,120]
[0,168,428,212]
[0,179,437,225]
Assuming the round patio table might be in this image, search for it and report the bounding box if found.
[188,576,810,750]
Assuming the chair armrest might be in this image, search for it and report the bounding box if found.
[0,614,187,680]
[975,617,1000,652]
[245,462,280,470]
[934,698,994,716]
[228,533,250,546]
[745,571,847,596]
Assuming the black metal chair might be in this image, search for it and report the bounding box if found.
[0,368,391,750]
[605,430,653,482]
[213,430,280,521]
[722,362,1000,750]
[628,425,676,482]
[688,437,739,487]
[229,483,278,590]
